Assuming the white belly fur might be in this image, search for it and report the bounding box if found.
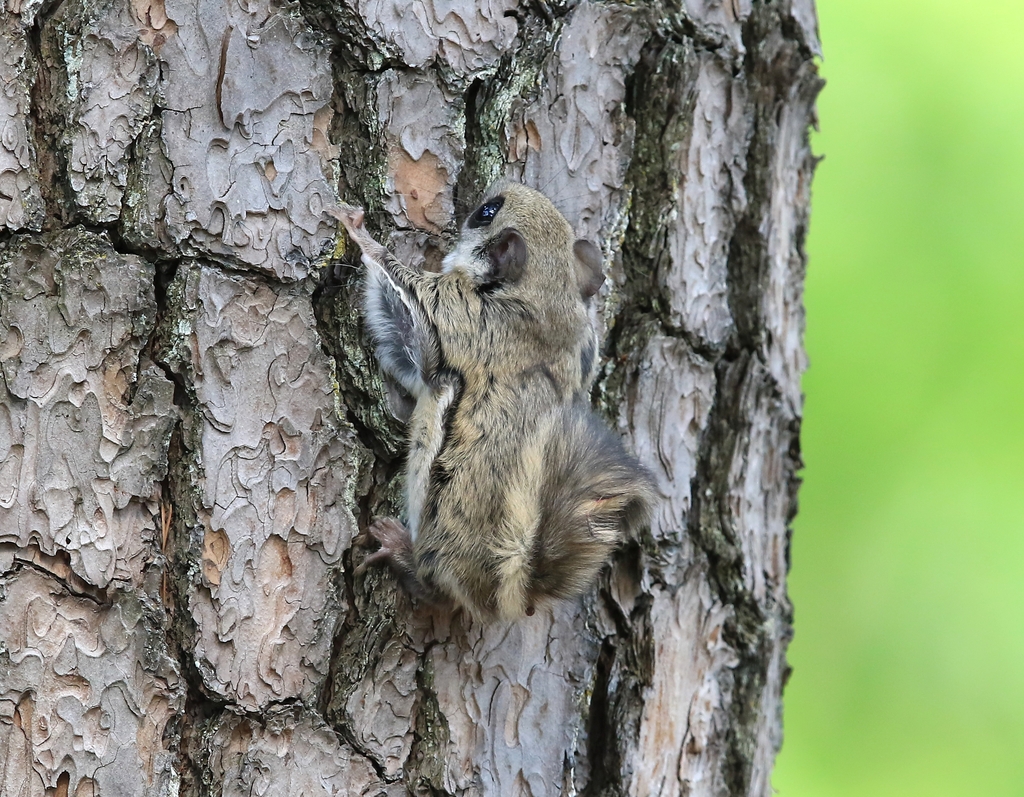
[405,384,454,542]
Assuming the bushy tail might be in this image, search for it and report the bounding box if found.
[527,405,656,603]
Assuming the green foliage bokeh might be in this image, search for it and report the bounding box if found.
[774,1,1024,795]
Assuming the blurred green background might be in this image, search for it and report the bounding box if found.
[773,1,1024,796]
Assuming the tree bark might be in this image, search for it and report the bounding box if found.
[0,0,820,795]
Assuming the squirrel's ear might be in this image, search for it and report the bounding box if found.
[486,227,528,284]
[574,239,604,300]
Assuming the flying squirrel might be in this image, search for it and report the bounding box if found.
[328,180,654,621]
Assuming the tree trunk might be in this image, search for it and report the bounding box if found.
[0,0,820,795]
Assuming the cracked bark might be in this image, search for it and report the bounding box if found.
[0,0,820,795]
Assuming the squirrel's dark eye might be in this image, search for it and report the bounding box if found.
[467,196,505,229]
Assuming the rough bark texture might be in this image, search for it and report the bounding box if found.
[0,0,820,795]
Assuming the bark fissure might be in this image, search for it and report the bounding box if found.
[10,558,106,605]
[27,5,69,230]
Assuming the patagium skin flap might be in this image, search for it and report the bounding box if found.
[329,181,654,621]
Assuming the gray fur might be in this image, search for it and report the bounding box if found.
[330,182,654,620]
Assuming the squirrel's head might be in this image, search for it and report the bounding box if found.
[441,181,605,305]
